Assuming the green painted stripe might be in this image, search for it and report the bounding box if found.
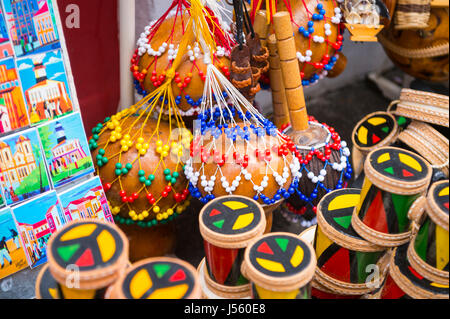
[334,216,352,229]
[213,219,225,229]
[356,251,384,284]
[153,263,171,278]
[275,238,289,252]
[57,244,80,262]
[414,218,430,262]
[391,193,417,233]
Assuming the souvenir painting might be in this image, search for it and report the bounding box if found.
[0,57,30,133]
[12,190,64,268]
[0,207,28,279]
[16,49,73,125]
[57,176,114,224]
[0,6,13,59]
[38,112,94,188]
[0,127,50,205]
[1,0,60,57]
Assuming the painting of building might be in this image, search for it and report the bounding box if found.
[0,128,50,205]
[0,7,13,59]
[17,50,72,124]
[0,58,30,134]
[12,191,63,268]
[59,177,114,224]
[1,0,60,57]
[38,112,94,188]
[0,207,28,279]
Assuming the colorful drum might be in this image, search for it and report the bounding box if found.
[242,232,316,299]
[407,180,449,285]
[380,244,449,299]
[35,264,63,299]
[351,112,399,180]
[352,147,432,247]
[106,257,201,299]
[199,195,266,296]
[314,188,387,295]
[46,220,129,299]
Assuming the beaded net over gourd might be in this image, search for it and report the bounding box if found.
[184,64,302,206]
[131,0,236,116]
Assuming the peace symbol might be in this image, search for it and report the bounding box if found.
[248,234,311,278]
[433,181,449,215]
[354,113,396,148]
[122,261,195,299]
[202,197,262,235]
[370,148,429,182]
[51,222,124,271]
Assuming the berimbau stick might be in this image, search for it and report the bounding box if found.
[252,10,270,47]
[272,11,309,132]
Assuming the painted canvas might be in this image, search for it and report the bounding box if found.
[0,57,29,134]
[0,127,50,205]
[0,6,13,59]
[38,112,94,188]
[0,207,28,278]
[58,176,114,224]
[17,49,73,125]
[12,190,64,268]
[1,0,60,57]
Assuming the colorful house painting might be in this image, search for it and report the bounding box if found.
[0,58,30,133]
[0,7,13,59]
[59,177,113,224]
[12,191,63,268]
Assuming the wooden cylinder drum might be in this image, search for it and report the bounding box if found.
[314,189,387,295]
[106,257,201,299]
[407,180,449,285]
[45,220,129,299]
[352,147,432,247]
[395,0,431,30]
[199,195,266,296]
[242,232,316,299]
[351,112,399,180]
[380,244,449,299]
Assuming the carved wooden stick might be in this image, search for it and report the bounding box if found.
[272,11,309,131]
[267,34,290,128]
[253,10,270,47]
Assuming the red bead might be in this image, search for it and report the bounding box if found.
[119,190,126,197]
[183,189,189,196]
[132,193,139,200]
[103,183,111,191]
[165,186,172,192]
[181,194,187,201]
[161,191,168,197]
[174,193,181,202]
[149,198,156,204]
[121,196,128,203]
[146,193,153,200]
[152,70,157,76]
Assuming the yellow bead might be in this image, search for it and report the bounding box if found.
[171,142,178,148]
[139,149,147,155]
[142,210,149,218]
[156,140,163,147]
[132,215,138,221]
[167,209,173,216]
[156,214,162,221]
[163,145,170,151]
[112,207,121,215]
[121,145,129,152]
[129,210,136,217]
[110,136,117,143]
[138,214,144,221]
[143,143,149,149]
[115,127,122,133]
[136,143,142,150]
[153,206,160,213]
[161,151,168,157]
[124,134,131,140]
[137,137,145,144]
[177,151,183,157]
[116,133,122,139]
[107,122,114,130]
[156,146,162,153]
[176,206,184,214]
[112,120,120,127]
[127,140,133,147]
[162,212,168,220]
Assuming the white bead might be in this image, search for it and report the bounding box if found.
[318,175,325,182]
[320,169,327,176]
[341,141,347,148]
[312,177,318,183]
[308,172,314,179]
[210,176,215,181]
[261,181,268,188]
[306,50,312,56]
[221,176,226,182]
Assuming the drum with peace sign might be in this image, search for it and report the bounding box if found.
[351,147,432,247]
[45,220,129,299]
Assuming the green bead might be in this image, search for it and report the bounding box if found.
[148,174,155,181]
[139,176,146,183]
[163,169,170,176]
[146,221,152,227]
[170,178,177,184]
[138,170,145,177]
[172,172,179,178]
[121,168,129,175]
[165,175,172,181]
[96,154,103,161]
[152,219,157,225]
[97,160,103,167]
[115,169,122,176]
[145,180,152,187]
[102,157,108,164]
[99,149,105,155]
[115,163,122,169]
[104,117,111,123]
[125,163,133,170]
[93,134,99,140]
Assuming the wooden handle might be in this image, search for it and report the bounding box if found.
[272,11,309,131]
[253,10,270,47]
[268,34,290,128]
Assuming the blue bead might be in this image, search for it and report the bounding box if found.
[317,3,323,9]
[318,14,324,20]
[307,21,314,27]
[308,27,314,34]
[299,26,305,32]
[319,9,326,15]
[303,31,310,37]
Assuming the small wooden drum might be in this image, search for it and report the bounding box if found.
[407,180,449,285]
[242,232,316,299]
[45,220,129,299]
[35,264,62,299]
[351,112,399,180]
[313,188,387,295]
[199,195,266,297]
[106,257,201,299]
[379,244,448,299]
[352,147,432,247]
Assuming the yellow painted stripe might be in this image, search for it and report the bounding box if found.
[367,117,387,126]
[97,230,116,263]
[60,285,96,299]
[399,153,422,172]
[255,285,299,299]
[61,224,97,241]
[256,258,285,272]
[430,282,449,288]
[314,226,333,259]
[435,225,449,271]
[356,179,372,212]
[232,213,254,230]
[377,152,390,164]
[130,269,153,299]
[357,126,368,145]
[439,186,449,197]
[148,284,189,299]
[48,288,59,299]
[328,194,361,211]
[290,245,304,268]
[223,201,248,210]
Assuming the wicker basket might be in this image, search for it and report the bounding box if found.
[395,0,431,29]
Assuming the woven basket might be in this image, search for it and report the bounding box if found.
[395,0,431,29]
